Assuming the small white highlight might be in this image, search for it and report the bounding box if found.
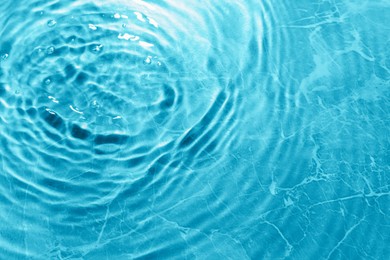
[148,17,158,28]
[156,140,170,148]
[118,33,139,41]
[45,108,56,115]
[139,41,154,48]
[134,12,146,22]
[69,105,83,114]
[48,96,59,103]
[88,24,97,30]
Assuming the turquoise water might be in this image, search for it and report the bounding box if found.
[0,0,389,259]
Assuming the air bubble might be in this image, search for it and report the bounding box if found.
[46,46,55,54]
[0,53,9,61]
[44,78,51,85]
[47,19,57,27]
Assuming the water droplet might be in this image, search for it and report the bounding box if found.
[143,56,152,65]
[90,44,103,53]
[0,53,9,61]
[46,46,55,55]
[122,24,127,28]
[47,19,57,27]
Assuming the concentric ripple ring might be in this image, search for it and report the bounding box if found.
[0,0,389,259]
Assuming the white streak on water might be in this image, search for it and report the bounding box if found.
[69,105,83,114]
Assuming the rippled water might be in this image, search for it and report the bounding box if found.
[0,0,389,259]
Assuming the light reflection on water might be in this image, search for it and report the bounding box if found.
[0,0,389,259]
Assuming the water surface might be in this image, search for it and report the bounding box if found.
[0,0,389,259]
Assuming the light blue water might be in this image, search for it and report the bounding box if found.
[0,0,389,259]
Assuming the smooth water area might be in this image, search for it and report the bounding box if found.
[0,0,389,259]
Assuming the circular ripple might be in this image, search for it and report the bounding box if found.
[1,0,242,178]
[0,1,245,257]
[0,0,389,259]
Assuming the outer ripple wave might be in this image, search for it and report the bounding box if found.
[0,0,389,259]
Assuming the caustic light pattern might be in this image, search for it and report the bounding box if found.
[0,0,389,259]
